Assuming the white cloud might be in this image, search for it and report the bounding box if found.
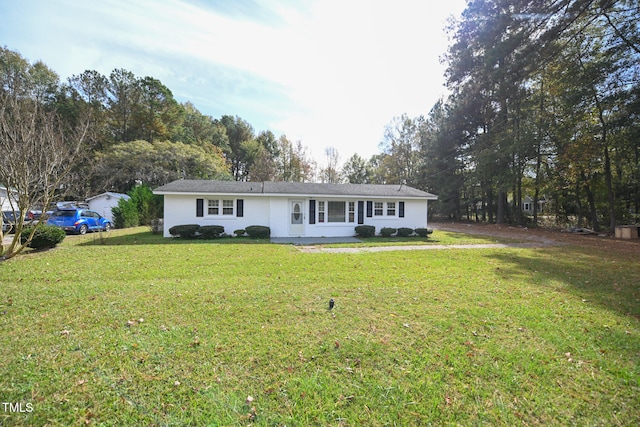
[0,0,466,163]
[266,0,467,160]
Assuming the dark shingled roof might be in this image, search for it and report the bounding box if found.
[154,180,437,199]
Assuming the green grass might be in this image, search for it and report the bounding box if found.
[1,227,638,426]
[327,231,520,247]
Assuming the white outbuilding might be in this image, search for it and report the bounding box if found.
[0,185,19,211]
[85,192,131,224]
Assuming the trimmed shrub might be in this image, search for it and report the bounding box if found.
[168,224,200,239]
[20,225,66,249]
[414,228,433,238]
[234,229,246,237]
[245,225,270,239]
[397,227,414,237]
[380,227,397,237]
[112,197,139,229]
[199,225,225,239]
[355,225,375,238]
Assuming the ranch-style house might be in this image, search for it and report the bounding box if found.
[153,180,438,238]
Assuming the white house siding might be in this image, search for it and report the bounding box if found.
[162,194,270,237]
[155,180,437,238]
[305,198,428,237]
[268,198,289,238]
[163,195,429,238]
[364,199,428,230]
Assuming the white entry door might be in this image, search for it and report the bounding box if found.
[289,200,305,235]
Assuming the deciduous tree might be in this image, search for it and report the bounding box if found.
[0,49,89,258]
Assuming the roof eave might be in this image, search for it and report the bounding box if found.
[154,190,437,200]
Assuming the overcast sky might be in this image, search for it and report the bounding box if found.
[1,0,466,164]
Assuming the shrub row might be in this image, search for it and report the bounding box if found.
[354,225,375,237]
[244,225,270,239]
[354,225,433,238]
[169,224,200,239]
[168,224,270,239]
[199,225,225,239]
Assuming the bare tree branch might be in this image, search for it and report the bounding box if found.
[0,92,90,259]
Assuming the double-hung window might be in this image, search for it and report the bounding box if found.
[222,200,234,215]
[374,202,384,216]
[208,200,219,215]
[386,202,396,216]
[207,199,234,216]
[318,201,325,223]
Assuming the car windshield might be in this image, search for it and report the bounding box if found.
[53,210,77,217]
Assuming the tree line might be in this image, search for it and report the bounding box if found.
[344,0,639,232]
[2,0,638,233]
[0,47,323,197]
[437,0,639,232]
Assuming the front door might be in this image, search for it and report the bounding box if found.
[289,200,305,235]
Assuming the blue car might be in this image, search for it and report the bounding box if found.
[47,208,112,235]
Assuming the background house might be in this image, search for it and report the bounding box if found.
[154,180,438,238]
[86,192,130,223]
[522,195,548,215]
[0,185,19,211]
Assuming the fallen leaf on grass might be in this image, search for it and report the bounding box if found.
[83,411,95,425]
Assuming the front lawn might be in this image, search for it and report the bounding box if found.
[1,228,638,426]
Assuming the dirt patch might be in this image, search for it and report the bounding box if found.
[432,222,640,256]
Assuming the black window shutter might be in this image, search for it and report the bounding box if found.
[196,198,204,217]
[236,199,244,217]
[399,201,405,218]
[366,201,373,218]
[357,201,364,224]
[309,199,316,224]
